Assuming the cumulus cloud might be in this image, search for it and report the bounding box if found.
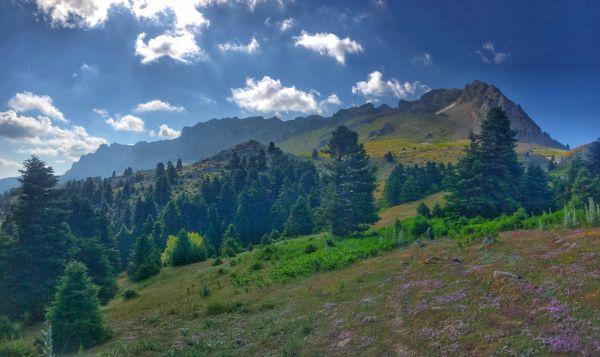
[278,17,296,32]
[229,76,340,114]
[135,99,184,113]
[294,31,363,64]
[0,109,106,162]
[135,32,205,64]
[320,94,341,106]
[105,114,145,132]
[8,92,67,123]
[0,157,23,179]
[218,37,260,54]
[477,41,508,64]
[34,0,126,28]
[412,52,433,66]
[352,71,430,101]
[156,124,181,139]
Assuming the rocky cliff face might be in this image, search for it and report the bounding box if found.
[399,80,566,149]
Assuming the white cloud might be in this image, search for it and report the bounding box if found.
[0,158,23,179]
[93,108,109,117]
[0,109,106,162]
[105,114,145,132]
[135,99,184,113]
[135,31,205,64]
[8,92,67,123]
[412,52,433,66]
[278,17,296,32]
[218,37,260,54]
[230,76,340,114]
[157,124,181,139]
[320,94,341,106]
[477,41,509,64]
[352,71,431,100]
[34,0,126,28]
[294,31,363,65]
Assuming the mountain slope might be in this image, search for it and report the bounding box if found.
[62,81,565,180]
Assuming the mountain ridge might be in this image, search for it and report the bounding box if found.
[61,80,566,180]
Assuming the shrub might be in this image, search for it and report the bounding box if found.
[0,316,21,340]
[206,301,244,316]
[0,340,37,357]
[200,281,210,298]
[325,239,336,247]
[411,215,432,238]
[123,289,139,300]
[417,203,431,217]
[161,231,208,266]
[304,244,318,254]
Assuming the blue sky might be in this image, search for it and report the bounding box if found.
[0,0,598,178]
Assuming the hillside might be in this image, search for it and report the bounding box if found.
[83,227,600,355]
[61,80,566,180]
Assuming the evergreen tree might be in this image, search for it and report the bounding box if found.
[75,239,117,304]
[2,157,71,321]
[384,151,394,163]
[172,229,191,266]
[155,162,166,178]
[522,163,553,214]
[154,175,171,207]
[221,224,242,257]
[283,197,314,237]
[176,158,183,171]
[46,261,107,353]
[160,200,183,238]
[321,126,378,236]
[311,149,319,159]
[447,109,522,218]
[128,235,160,281]
[116,226,133,269]
[417,202,431,217]
[432,202,444,217]
[167,161,178,184]
[383,164,404,206]
[547,156,557,171]
[588,138,600,176]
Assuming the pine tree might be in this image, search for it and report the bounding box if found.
[417,202,431,217]
[384,151,394,163]
[447,109,522,218]
[176,158,183,171]
[588,138,600,176]
[46,261,107,353]
[432,202,444,217]
[128,235,160,281]
[284,197,314,237]
[75,239,117,304]
[155,162,166,178]
[522,163,553,214]
[311,149,319,159]
[2,157,71,321]
[383,164,404,206]
[167,161,178,184]
[160,200,183,238]
[221,224,242,257]
[154,175,171,207]
[172,229,191,266]
[321,126,378,236]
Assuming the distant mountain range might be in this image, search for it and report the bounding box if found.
[57,80,565,181]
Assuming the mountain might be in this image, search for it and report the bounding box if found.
[61,80,565,180]
[0,177,19,194]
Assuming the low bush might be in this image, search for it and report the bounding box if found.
[123,289,139,300]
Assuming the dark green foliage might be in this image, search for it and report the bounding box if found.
[588,138,600,176]
[75,238,117,304]
[46,261,108,353]
[1,156,71,321]
[176,158,183,171]
[283,197,314,237]
[321,126,378,236]
[447,109,522,218]
[411,215,432,238]
[311,149,319,159]
[0,315,21,340]
[128,235,160,281]
[417,203,431,218]
[522,163,553,214]
[382,162,449,206]
[172,230,191,266]
[304,244,318,254]
[221,224,242,257]
[384,150,394,163]
[123,289,139,300]
[432,202,444,218]
[166,161,178,184]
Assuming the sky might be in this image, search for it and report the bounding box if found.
[0,0,598,178]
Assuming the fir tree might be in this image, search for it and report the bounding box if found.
[155,162,166,178]
[283,197,314,237]
[172,229,191,266]
[522,163,553,214]
[417,202,431,217]
[432,202,444,218]
[588,138,600,176]
[447,109,522,218]
[321,126,378,236]
[167,161,178,184]
[176,158,183,171]
[311,149,319,159]
[2,157,71,321]
[128,235,160,281]
[46,261,107,353]
[221,224,242,257]
[384,151,394,163]
[154,175,171,207]
[75,239,117,304]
